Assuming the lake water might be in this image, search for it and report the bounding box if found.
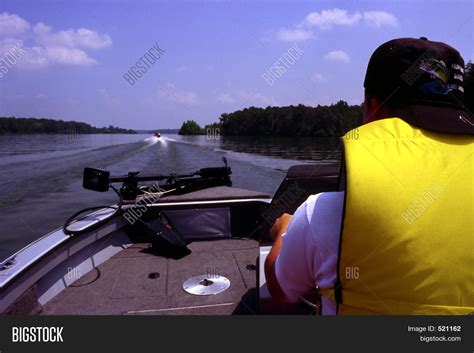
[0,133,341,260]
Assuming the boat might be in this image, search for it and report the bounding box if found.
[154,132,161,138]
[0,157,339,315]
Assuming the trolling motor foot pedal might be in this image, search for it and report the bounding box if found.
[146,216,187,247]
[143,216,191,259]
[146,233,191,260]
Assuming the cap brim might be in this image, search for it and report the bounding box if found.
[392,104,474,135]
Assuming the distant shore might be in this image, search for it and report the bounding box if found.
[179,101,363,137]
[0,117,136,134]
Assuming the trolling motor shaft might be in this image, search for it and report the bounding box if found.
[82,157,232,200]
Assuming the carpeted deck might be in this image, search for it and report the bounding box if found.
[41,238,258,315]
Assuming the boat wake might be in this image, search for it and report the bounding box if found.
[144,136,159,145]
[143,135,175,146]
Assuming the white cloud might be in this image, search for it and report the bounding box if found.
[42,46,96,65]
[301,8,398,29]
[98,88,120,105]
[277,8,398,40]
[0,13,111,68]
[303,8,362,29]
[276,28,314,42]
[363,11,398,27]
[35,93,47,99]
[0,37,24,56]
[214,91,276,106]
[311,72,325,82]
[324,50,351,63]
[158,84,199,105]
[176,65,188,72]
[33,23,111,49]
[217,93,236,104]
[239,90,277,106]
[6,43,96,68]
[0,12,30,35]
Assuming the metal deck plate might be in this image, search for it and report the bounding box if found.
[182,275,230,296]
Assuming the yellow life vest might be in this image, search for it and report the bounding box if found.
[322,117,474,315]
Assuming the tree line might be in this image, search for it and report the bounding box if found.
[179,62,474,137]
[0,117,136,134]
[178,120,222,135]
[179,101,363,137]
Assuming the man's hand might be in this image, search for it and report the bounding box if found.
[270,213,293,241]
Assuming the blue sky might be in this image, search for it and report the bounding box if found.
[0,0,472,129]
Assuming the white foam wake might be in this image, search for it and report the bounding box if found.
[143,135,175,146]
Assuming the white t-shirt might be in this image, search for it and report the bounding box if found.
[275,191,344,315]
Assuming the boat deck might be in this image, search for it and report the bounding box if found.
[41,237,258,315]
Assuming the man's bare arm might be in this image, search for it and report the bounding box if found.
[264,213,292,302]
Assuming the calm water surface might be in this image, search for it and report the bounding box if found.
[0,133,341,259]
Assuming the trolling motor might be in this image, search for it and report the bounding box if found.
[63,157,232,237]
[83,157,232,201]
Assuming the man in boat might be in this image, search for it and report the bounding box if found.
[265,37,474,315]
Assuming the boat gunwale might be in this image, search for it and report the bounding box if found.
[0,198,272,291]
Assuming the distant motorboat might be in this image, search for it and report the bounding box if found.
[154,132,161,138]
[0,158,340,315]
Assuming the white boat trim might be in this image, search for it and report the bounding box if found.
[0,207,123,289]
[128,198,273,208]
[0,196,272,312]
[124,302,236,314]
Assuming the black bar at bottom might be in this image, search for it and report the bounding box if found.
[0,316,472,353]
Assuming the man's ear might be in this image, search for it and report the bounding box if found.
[364,96,388,124]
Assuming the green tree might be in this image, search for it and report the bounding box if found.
[178,120,204,135]
[216,102,363,137]
[0,117,136,134]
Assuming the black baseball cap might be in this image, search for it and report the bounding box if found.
[364,37,474,135]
